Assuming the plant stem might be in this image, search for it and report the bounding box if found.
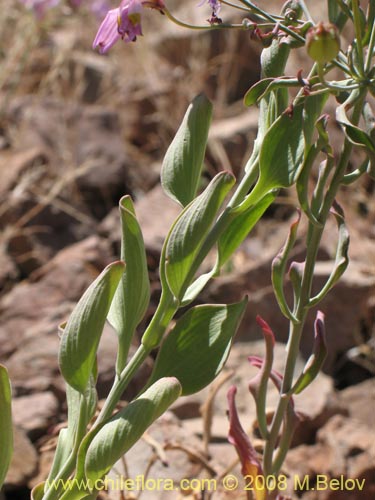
[365,17,375,72]
[42,396,89,500]
[238,0,306,43]
[163,7,244,30]
[262,89,366,477]
[95,344,150,425]
[352,0,365,76]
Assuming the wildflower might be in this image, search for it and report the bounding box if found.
[93,0,164,54]
[118,0,143,41]
[227,386,266,500]
[93,8,122,54]
[199,0,221,16]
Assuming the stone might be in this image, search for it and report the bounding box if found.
[107,412,207,500]
[5,426,38,487]
[12,392,59,441]
[0,147,47,200]
[284,414,375,499]
[5,97,138,224]
[337,379,375,428]
[0,236,112,360]
[0,244,18,294]
[99,184,181,262]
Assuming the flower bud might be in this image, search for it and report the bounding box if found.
[306,22,340,64]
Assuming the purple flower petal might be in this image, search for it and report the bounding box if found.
[93,8,121,54]
[118,0,143,42]
[198,0,221,16]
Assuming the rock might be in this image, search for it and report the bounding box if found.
[99,185,181,262]
[337,379,375,428]
[149,3,261,104]
[12,392,59,441]
[5,426,38,487]
[6,327,65,397]
[0,147,47,200]
[6,97,134,221]
[284,415,375,499]
[0,236,112,360]
[0,244,18,294]
[107,412,207,500]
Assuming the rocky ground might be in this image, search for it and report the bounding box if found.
[0,1,374,499]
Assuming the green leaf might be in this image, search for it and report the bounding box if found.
[31,482,45,500]
[164,171,235,300]
[217,192,275,268]
[244,78,304,108]
[0,364,13,490]
[161,94,213,207]
[271,212,301,322]
[244,78,274,107]
[85,377,181,482]
[147,299,248,396]
[292,311,327,394]
[303,92,329,147]
[180,270,215,307]
[239,103,305,211]
[328,0,349,28]
[309,203,350,306]
[261,39,290,78]
[45,428,70,488]
[337,101,375,154]
[108,196,150,373]
[59,261,125,393]
[258,102,305,189]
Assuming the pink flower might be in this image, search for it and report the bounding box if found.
[198,0,221,16]
[93,8,122,54]
[93,0,164,54]
[118,0,143,42]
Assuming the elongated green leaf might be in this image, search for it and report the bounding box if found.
[244,78,274,107]
[259,102,305,188]
[165,171,235,300]
[240,102,305,212]
[147,299,248,395]
[244,78,304,108]
[303,92,329,147]
[108,196,150,373]
[261,39,290,78]
[292,311,327,394]
[0,364,13,490]
[337,102,375,154]
[85,377,181,482]
[328,0,349,29]
[161,94,213,207]
[217,192,275,268]
[309,204,350,306]
[59,261,125,393]
[31,482,45,500]
[180,270,215,306]
[272,212,301,322]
